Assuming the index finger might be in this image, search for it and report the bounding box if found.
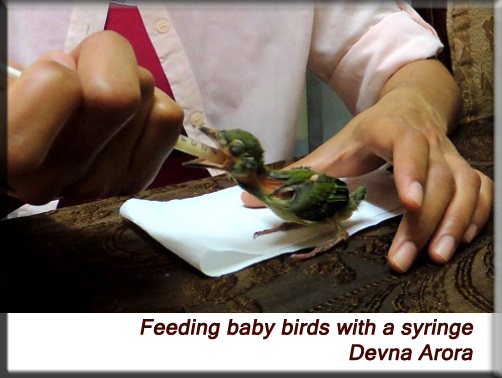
[359,119,430,211]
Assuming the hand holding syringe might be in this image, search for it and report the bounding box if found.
[2,63,227,165]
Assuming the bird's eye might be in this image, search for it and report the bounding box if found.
[229,140,245,156]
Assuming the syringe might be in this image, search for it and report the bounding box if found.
[1,63,227,164]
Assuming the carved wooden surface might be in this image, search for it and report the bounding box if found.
[0,118,493,313]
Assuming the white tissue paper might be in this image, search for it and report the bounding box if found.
[119,168,403,277]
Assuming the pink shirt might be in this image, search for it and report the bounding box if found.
[5,0,442,217]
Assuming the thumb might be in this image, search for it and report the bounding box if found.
[287,133,385,179]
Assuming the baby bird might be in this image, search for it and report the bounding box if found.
[185,127,366,260]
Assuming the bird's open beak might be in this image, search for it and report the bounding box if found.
[182,126,232,171]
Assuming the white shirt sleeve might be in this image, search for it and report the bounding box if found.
[308,0,443,115]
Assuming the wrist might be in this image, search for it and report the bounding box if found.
[377,86,452,136]
[379,59,461,134]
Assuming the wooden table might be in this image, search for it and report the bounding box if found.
[0,118,493,313]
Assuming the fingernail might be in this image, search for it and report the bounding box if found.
[48,51,76,70]
[434,235,455,263]
[408,181,423,207]
[391,241,417,272]
[463,223,478,243]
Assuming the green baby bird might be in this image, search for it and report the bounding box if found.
[185,127,367,260]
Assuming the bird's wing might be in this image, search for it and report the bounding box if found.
[268,169,349,223]
[268,167,317,188]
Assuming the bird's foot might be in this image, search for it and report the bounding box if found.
[253,222,303,239]
[290,229,349,261]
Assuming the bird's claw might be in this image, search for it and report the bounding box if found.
[253,230,265,239]
[253,222,303,239]
[290,229,349,261]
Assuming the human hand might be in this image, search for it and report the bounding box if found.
[242,63,492,273]
[6,31,183,206]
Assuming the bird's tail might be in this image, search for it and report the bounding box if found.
[348,185,367,211]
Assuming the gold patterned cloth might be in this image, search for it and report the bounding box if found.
[447,1,494,123]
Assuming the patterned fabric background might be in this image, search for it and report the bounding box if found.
[447,1,494,123]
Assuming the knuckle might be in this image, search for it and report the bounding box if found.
[485,177,494,197]
[84,80,141,121]
[444,211,469,227]
[478,171,494,191]
[83,30,129,49]
[409,128,428,145]
[399,127,429,151]
[153,99,184,129]
[432,165,454,187]
[477,173,494,209]
[138,68,155,96]
[419,128,443,147]
[462,169,481,191]
[372,113,401,127]
[31,61,82,96]
[360,114,399,136]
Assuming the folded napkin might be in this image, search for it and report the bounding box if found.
[120,168,403,277]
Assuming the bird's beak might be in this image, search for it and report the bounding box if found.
[182,126,232,171]
[183,157,229,170]
[198,126,219,142]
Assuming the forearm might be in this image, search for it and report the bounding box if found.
[379,59,462,134]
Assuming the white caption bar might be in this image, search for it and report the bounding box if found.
[8,313,492,372]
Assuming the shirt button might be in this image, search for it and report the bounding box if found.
[190,111,205,127]
[155,18,170,34]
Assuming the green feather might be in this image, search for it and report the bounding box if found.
[267,169,357,224]
[213,129,367,226]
